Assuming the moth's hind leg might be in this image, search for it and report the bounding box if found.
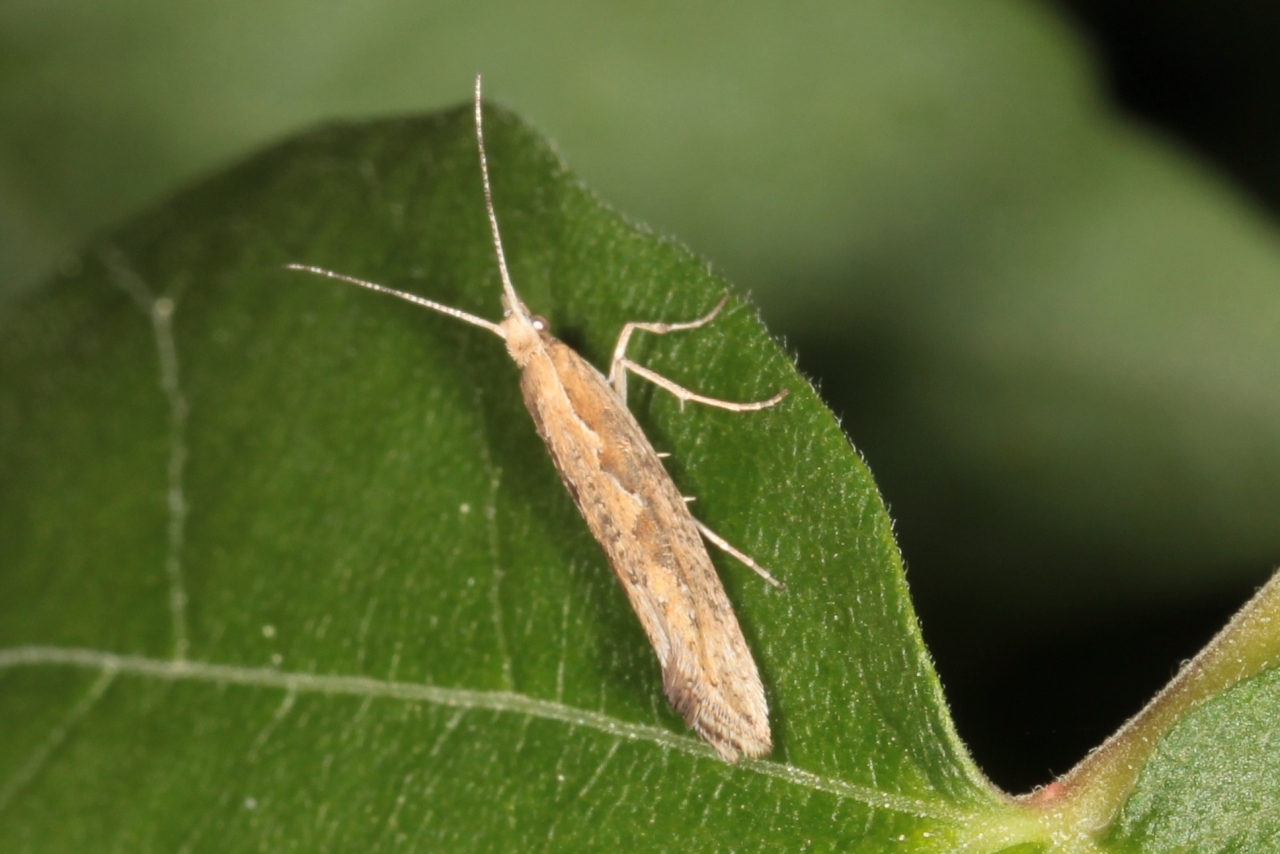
[608,294,787,412]
[694,518,785,589]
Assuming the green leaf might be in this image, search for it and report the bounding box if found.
[995,574,1280,854]
[1109,666,1280,852]
[0,104,1017,850]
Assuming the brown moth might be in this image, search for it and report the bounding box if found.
[288,76,787,761]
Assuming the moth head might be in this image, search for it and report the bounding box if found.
[499,303,545,367]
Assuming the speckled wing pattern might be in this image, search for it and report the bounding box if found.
[517,331,771,762]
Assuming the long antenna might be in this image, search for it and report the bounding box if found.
[283,264,505,337]
[474,74,528,321]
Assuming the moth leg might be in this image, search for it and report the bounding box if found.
[618,359,788,413]
[608,295,729,403]
[694,519,785,590]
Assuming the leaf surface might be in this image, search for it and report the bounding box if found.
[0,105,1007,851]
[1109,666,1280,853]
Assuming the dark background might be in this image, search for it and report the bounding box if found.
[926,0,1280,791]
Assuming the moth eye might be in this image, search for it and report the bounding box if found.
[530,314,549,331]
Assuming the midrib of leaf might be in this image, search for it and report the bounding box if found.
[0,644,973,824]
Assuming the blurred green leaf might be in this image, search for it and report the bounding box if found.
[0,104,1014,851]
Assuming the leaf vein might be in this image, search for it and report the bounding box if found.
[100,246,191,661]
[0,665,118,812]
[0,645,968,822]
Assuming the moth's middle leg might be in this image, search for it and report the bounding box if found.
[609,295,729,402]
[608,294,787,412]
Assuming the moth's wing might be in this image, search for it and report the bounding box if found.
[520,337,771,761]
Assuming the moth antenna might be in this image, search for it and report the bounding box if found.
[474,74,529,322]
[283,264,505,338]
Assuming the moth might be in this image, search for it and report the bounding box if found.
[288,76,787,761]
